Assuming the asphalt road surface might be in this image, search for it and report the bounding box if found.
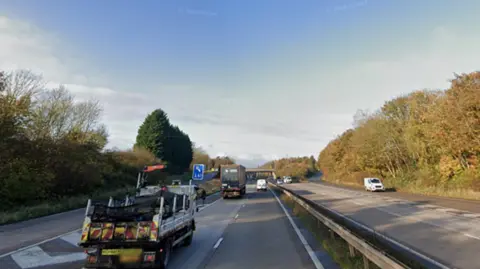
[0,194,220,269]
[309,175,480,214]
[202,186,318,269]
[0,184,332,269]
[282,182,480,269]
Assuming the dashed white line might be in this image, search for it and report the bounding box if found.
[213,237,223,249]
[234,214,239,219]
[269,189,325,269]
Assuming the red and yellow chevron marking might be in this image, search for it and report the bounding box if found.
[80,223,91,242]
[125,223,138,240]
[101,223,114,241]
[89,226,102,240]
[150,221,158,240]
[137,222,151,239]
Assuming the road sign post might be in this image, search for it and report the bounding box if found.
[192,164,205,181]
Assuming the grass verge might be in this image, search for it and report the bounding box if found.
[1,174,222,226]
[0,186,135,226]
[274,187,378,269]
[198,178,221,195]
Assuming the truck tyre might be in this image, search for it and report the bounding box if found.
[157,239,172,269]
[183,231,193,246]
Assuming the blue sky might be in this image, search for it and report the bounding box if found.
[1,0,480,166]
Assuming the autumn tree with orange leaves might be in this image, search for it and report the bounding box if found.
[318,72,480,198]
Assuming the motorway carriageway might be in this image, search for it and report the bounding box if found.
[283,181,480,269]
[0,184,336,269]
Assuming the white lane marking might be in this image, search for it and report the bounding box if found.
[11,246,86,269]
[213,237,223,249]
[59,230,83,246]
[373,204,480,241]
[234,214,239,219]
[1,196,222,259]
[199,196,222,212]
[269,189,325,269]
[296,184,480,240]
[0,229,81,258]
[285,186,450,269]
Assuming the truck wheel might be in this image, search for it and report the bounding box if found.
[157,240,172,269]
[183,231,193,246]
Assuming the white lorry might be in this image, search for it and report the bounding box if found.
[78,165,199,269]
[364,177,385,192]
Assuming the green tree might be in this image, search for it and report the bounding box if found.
[135,109,171,160]
[163,125,193,172]
[135,109,193,173]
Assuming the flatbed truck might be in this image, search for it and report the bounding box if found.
[78,165,198,269]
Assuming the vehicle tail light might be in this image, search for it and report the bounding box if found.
[87,255,97,263]
[143,251,156,263]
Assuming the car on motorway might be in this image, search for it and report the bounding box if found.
[364,177,385,192]
[283,176,292,184]
[256,179,267,191]
[276,178,283,185]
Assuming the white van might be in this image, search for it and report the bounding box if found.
[364,177,385,192]
[256,179,267,191]
[283,176,292,184]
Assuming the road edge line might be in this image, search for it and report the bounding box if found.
[270,188,325,269]
[198,195,221,212]
[0,228,81,258]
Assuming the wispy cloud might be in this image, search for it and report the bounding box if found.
[182,8,217,17]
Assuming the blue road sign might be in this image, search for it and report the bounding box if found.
[192,164,205,180]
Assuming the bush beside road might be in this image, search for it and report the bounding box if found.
[0,172,220,225]
[260,156,318,181]
[317,71,480,200]
[0,69,229,226]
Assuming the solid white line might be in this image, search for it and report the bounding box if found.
[269,188,325,269]
[213,237,223,249]
[2,195,223,259]
[2,192,221,257]
[289,189,451,269]
[0,228,82,258]
[198,196,222,212]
